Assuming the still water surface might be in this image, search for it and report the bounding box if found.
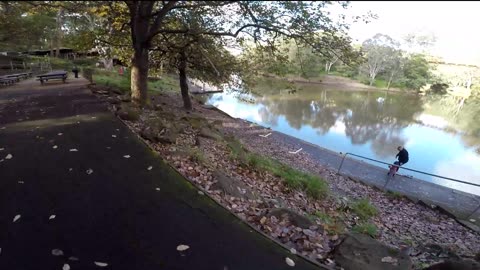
[204,80,480,195]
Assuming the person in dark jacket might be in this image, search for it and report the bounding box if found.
[396,146,409,165]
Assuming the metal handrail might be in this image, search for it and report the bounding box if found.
[336,152,480,220]
[337,152,480,188]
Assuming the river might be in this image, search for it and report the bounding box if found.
[203,78,480,195]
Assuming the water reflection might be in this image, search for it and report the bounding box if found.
[205,82,480,194]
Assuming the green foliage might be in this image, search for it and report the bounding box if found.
[82,67,94,83]
[352,223,378,237]
[350,198,378,220]
[402,54,431,90]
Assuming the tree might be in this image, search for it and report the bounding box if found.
[383,49,404,90]
[402,54,431,90]
[98,1,369,106]
[361,33,399,86]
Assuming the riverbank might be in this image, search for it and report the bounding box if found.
[91,87,479,269]
[261,73,413,93]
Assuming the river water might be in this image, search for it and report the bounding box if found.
[204,79,480,195]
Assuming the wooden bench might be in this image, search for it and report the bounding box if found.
[37,71,68,84]
[0,77,17,86]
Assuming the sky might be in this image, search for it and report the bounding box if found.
[341,1,480,65]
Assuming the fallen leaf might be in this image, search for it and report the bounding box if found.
[94,262,108,267]
[176,245,190,251]
[285,257,295,267]
[147,166,153,171]
[52,249,64,256]
[470,219,476,223]
[58,133,63,136]
[111,135,117,138]
[0,148,4,151]
[53,145,58,149]
[381,256,398,264]
[290,248,297,254]
[18,181,24,184]
[62,263,70,270]
[69,149,78,152]
[5,154,12,159]
[198,191,204,195]
[155,188,160,191]
[86,169,93,175]
[49,215,56,220]
[123,155,130,158]
[69,168,73,172]
[260,216,267,224]
[68,256,79,261]
[13,215,21,222]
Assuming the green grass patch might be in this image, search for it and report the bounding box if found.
[92,69,180,95]
[186,147,205,164]
[386,190,404,200]
[350,198,378,220]
[352,222,378,237]
[224,137,328,199]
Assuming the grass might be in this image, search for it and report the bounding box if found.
[186,147,205,164]
[224,137,328,199]
[350,198,378,220]
[313,211,345,235]
[92,69,180,95]
[352,222,378,238]
[386,190,404,200]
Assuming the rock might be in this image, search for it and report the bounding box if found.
[154,104,163,111]
[140,128,156,142]
[333,233,412,270]
[106,97,121,105]
[120,95,131,102]
[423,259,480,270]
[210,170,258,200]
[181,115,207,129]
[116,105,140,121]
[267,208,314,229]
[111,88,123,95]
[198,127,223,141]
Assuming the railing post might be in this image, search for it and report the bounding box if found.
[337,153,348,174]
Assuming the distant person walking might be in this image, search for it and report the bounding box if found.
[72,66,79,78]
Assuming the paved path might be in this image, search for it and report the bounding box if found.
[0,79,322,270]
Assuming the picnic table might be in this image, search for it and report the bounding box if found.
[0,76,17,86]
[37,70,68,84]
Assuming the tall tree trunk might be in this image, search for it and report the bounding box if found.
[387,72,394,90]
[131,48,149,107]
[178,52,192,110]
[369,75,375,86]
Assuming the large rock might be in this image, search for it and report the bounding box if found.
[198,127,223,141]
[423,259,480,270]
[116,104,140,121]
[333,233,412,270]
[210,170,257,200]
[140,118,179,144]
[267,208,314,229]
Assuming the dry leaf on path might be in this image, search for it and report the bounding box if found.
[123,155,130,158]
[5,154,12,159]
[62,263,70,270]
[69,149,78,152]
[49,215,56,220]
[176,245,190,251]
[86,169,93,175]
[52,249,64,256]
[13,215,21,223]
[285,257,295,267]
[94,262,108,267]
